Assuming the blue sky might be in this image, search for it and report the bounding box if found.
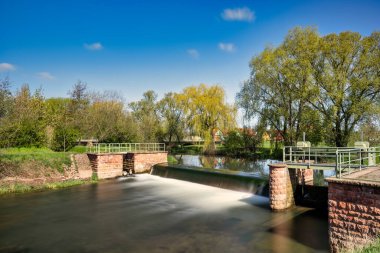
[1,0,380,104]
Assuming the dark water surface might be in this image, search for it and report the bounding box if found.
[0,175,329,253]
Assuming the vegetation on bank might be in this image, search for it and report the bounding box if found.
[346,238,380,253]
[0,147,98,195]
[0,147,71,173]
[0,179,97,195]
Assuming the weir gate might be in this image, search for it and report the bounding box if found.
[273,141,380,252]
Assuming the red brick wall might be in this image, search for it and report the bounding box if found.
[132,152,167,173]
[328,181,380,252]
[87,154,123,179]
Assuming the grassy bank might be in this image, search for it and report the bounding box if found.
[0,179,97,195]
[0,147,71,173]
[0,147,97,195]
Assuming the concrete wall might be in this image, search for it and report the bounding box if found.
[87,153,124,179]
[327,179,380,252]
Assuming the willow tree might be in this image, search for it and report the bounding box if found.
[181,84,236,152]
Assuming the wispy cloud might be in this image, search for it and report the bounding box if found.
[221,7,255,22]
[0,63,16,72]
[219,43,236,53]
[37,72,55,80]
[187,49,199,59]
[84,42,103,51]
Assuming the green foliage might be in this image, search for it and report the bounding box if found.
[69,145,87,153]
[224,130,244,155]
[0,179,95,195]
[0,147,71,173]
[0,85,46,148]
[51,125,79,152]
[237,27,380,147]
[180,84,236,152]
[167,155,178,164]
[345,238,380,253]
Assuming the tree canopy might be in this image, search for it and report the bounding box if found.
[237,27,380,147]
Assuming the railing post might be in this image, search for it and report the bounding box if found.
[336,150,339,178]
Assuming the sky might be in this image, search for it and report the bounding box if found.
[1,0,380,104]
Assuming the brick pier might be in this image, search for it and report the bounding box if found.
[326,169,380,252]
[269,163,296,210]
[87,152,167,179]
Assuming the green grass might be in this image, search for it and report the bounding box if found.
[69,145,87,153]
[0,179,97,195]
[345,238,380,253]
[167,155,178,164]
[0,147,71,173]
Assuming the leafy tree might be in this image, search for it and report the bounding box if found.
[51,125,79,152]
[237,27,319,146]
[0,77,13,119]
[0,85,46,147]
[181,84,236,152]
[129,90,161,142]
[308,31,380,146]
[157,92,186,145]
[238,27,380,147]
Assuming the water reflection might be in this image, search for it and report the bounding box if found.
[173,155,336,184]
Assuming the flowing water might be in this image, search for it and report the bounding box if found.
[0,175,329,253]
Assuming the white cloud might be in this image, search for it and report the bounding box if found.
[187,49,199,59]
[221,7,255,22]
[0,63,16,72]
[37,72,55,80]
[219,43,236,53]
[84,42,103,51]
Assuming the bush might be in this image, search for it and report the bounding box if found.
[51,126,79,152]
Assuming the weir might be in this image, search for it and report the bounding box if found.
[152,163,269,196]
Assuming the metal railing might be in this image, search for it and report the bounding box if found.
[86,143,166,153]
[283,146,380,178]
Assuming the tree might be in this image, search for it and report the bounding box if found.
[181,84,236,152]
[0,85,46,147]
[45,98,78,151]
[68,80,90,137]
[157,92,186,145]
[308,31,380,146]
[129,90,161,142]
[237,27,319,146]
[0,77,13,119]
[237,27,380,147]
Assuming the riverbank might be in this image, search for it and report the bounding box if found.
[0,147,95,195]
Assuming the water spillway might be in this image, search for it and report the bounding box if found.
[151,163,269,196]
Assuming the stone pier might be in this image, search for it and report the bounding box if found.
[87,152,168,179]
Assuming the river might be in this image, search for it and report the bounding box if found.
[0,174,329,253]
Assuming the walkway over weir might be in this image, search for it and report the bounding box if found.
[86,143,166,154]
[283,142,380,180]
